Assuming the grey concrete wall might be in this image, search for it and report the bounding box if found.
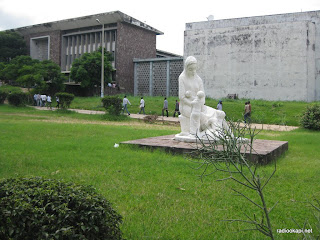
[184,11,320,102]
[30,36,49,61]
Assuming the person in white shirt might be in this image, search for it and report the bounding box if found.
[122,96,131,115]
[47,95,52,109]
[138,97,145,114]
[40,94,47,107]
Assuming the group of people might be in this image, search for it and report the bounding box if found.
[161,98,181,117]
[216,100,252,123]
[33,93,60,109]
[122,95,252,123]
[121,96,181,117]
[107,82,119,90]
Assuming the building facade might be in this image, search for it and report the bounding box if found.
[14,11,163,94]
[184,10,320,102]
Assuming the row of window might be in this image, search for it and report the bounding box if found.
[61,30,116,71]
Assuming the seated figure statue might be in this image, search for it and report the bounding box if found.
[174,56,228,142]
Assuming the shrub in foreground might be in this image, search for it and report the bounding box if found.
[56,92,74,109]
[300,104,320,130]
[0,177,123,240]
[7,92,27,106]
[102,95,122,116]
[0,90,8,104]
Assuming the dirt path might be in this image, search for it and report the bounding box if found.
[30,106,299,131]
[2,111,179,130]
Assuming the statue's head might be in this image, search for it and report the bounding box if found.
[185,56,197,76]
[185,91,192,98]
[197,91,205,99]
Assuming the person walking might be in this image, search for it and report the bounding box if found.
[244,102,251,123]
[37,94,41,107]
[122,95,131,115]
[41,94,47,107]
[33,93,37,106]
[56,96,60,109]
[173,100,180,117]
[138,97,145,114]
[217,100,223,111]
[162,97,169,117]
[248,101,252,117]
[47,95,52,109]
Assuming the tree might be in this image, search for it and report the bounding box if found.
[0,31,27,63]
[1,55,37,83]
[1,56,65,95]
[70,47,114,90]
[16,64,45,91]
[39,60,66,95]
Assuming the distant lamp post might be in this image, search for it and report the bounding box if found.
[96,19,104,98]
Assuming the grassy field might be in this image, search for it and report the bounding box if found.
[69,95,317,126]
[0,85,318,126]
[1,104,320,239]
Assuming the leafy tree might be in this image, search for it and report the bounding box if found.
[39,60,66,95]
[70,47,114,90]
[17,64,45,91]
[0,62,6,80]
[1,56,65,95]
[1,55,37,82]
[0,31,27,63]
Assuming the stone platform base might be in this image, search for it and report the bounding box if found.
[121,135,288,165]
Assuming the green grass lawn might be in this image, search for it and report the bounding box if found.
[1,104,319,239]
[1,85,318,126]
[69,95,318,126]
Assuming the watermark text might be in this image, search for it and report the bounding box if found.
[277,229,312,234]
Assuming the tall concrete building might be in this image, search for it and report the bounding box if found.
[13,11,163,94]
[184,10,320,102]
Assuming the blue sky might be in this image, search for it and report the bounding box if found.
[1,0,319,55]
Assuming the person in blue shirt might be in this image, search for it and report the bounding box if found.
[217,100,223,111]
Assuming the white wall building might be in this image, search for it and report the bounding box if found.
[184,10,320,102]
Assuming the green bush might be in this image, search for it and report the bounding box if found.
[56,92,75,109]
[0,177,123,240]
[102,96,122,116]
[7,92,27,106]
[0,90,8,104]
[300,104,320,130]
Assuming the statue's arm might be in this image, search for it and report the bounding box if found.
[178,76,185,100]
[179,78,190,105]
[196,76,205,94]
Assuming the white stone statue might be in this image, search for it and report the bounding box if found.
[174,56,228,142]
